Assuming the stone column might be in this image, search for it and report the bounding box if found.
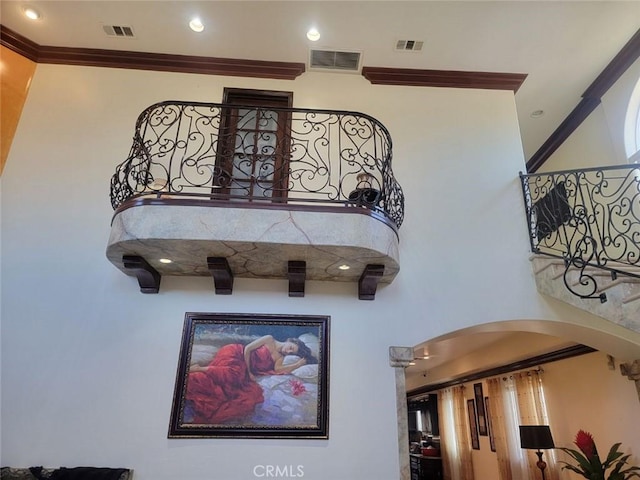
[389,346,415,480]
[620,359,640,403]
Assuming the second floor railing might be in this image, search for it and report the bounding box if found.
[520,164,640,301]
[110,101,404,229]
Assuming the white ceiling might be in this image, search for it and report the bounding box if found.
[405,331,575,388]
[2,1,640,161]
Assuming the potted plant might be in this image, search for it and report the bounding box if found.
[558,430,640,480]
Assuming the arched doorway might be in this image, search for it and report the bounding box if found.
[394,318,640,480]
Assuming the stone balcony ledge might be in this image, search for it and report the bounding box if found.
[106,198,400,298]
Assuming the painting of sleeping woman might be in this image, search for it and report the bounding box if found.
[168,312,330,439]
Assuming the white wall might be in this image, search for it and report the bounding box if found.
[0,63,622,480]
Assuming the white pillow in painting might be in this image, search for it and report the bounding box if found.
[292,364,318,380]
[283,354,302,365]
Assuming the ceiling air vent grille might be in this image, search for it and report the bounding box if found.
[103,25,135,38]
[395,40,424,52]
[309,49,362,72]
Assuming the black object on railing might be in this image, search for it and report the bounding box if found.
[110,101,404,229]
[520,165,640,301]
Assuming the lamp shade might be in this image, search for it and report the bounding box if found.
[520,425,555,449]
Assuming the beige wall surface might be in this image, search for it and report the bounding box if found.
[545,352,640,478]
[1,62,637,480]
[0,45,36,175]
[459,352,640,480]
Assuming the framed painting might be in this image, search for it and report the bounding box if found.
[467,399,480,450]
[168,312,330,439]
[485,396,496,452]
[474,383,488,436]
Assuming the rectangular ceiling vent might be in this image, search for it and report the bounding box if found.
[395,40,424,52]
[309,49,362,73]
[103,25,135,38]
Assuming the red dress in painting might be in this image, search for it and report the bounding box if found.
[184,344,277,424]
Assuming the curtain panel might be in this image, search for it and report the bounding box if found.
[438,386,475,480]
[487,378,513,480]
[437,368,558,480]
[514,371,559,480]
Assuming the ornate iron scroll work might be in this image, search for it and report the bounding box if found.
[110,101,404,230]
[520,165,640,301]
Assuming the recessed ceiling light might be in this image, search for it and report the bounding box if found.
[159,258,173,264]
[338,264,350,270]
[189,17,204,33]
[530,109,545,118]
[23,7,41,20]
[306,28,320,42]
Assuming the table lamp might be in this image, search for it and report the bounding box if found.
[520,425,555,480]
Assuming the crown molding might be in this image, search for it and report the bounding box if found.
[361,66,527,92]
[582,28,640,100]
[0,25,305,80]
[407,344,596,396]
[2,23,532,90]
[0,25,39,61]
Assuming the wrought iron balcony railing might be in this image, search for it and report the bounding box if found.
[520,165,640,301]
[110,101,404,229]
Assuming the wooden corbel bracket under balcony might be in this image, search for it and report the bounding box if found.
[106,199,400,300]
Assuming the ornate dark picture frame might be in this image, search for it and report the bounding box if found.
[467,399,480,450]
[168,312,330,439]
[474,383,488,436]
[485,396,496,452]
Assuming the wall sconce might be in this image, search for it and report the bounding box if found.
[520,425,555,480]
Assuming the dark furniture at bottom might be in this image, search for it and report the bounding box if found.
[410,454,443,480]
